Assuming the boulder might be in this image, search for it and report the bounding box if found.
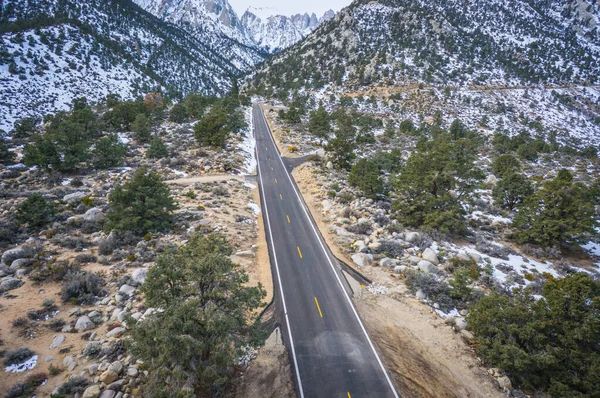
[100,391,117,398]
[127,366,139,377]
[422,248,439,265]
[84,207,105,222]
[379,258,395,268]
[75,316,96,332]
[131,269,147,286]
[234,251,255,258]
[88,363,100,375]
[100,370,119,385]
[417,260,435,273]
[497,375,512,391]
[49,335,66,350]
[322,200,333,212]
[88,311,103,324]
[454,317,468,331]
[393,265,407,274]
[63,356,77,371]
[415,289,427,300]
[63,192,87,203]
[351,253,374,267]
[106,327,127,339]
[353,240,368,253]
[1,248,32,265]
[108,361,123,375]
[404,232,420,243]
[82,385,102,398]
[407,256,422,265]
[0,276,23,291]
[118,284,136,297]
[9,258,30,270]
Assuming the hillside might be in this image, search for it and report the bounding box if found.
[0,0,242,133]
[247,0,600,93]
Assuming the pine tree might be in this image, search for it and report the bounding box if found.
[492,154,521,177]
[349,158,384,199]
[128,233,266,396]
[514,169,597,247]
[308,105,331,144]
[0,137,15,165]
[93,134,127,169]
[132,114,152,143]
[492,172,533,210]
[325,113,356,170]
[147,136,169,159]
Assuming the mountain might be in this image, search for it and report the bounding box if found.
[241,8,335,53]
[0,0,243,133]
[247,0,600,93]
[132,0,265,70]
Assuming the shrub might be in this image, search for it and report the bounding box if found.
[468,273,600,396]
[48,363,63,376]
[105,168,176,235]
[169,103,188,123]
[491,154,521,177]
[212,185,229,196]
[55,376,89,395]
[60,271,106,305]
[405,270,454,311]
[46,318,66,332]
[29,260,78,283]
[6,383,33,398]
[12,317,28,328]
[0,137,16,164]
[14,194,56,228]
[3,348,35,366]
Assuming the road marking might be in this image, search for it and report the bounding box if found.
[254,111,305,398]
[280,194,283,200]
[297,246,303,259]
[266,146,268,151]
[287,215,291,223]
[256,106,399,398]
[347,393,352,398]
[274,178,278,183]
[314,297,323,318]
[271,167,274,171]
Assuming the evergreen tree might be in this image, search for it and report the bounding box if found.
[449,118,466,140]
[349,158,385,199]
[14,194,55,228]
[514,169,597,247]
[308,105,331,144]
[105,168,176,235]
[169,103,188,123]
[93,134,127,169]
[325,113,356,170]
[194,107,229,148]
[467,273,600,397]
[132,114,152,143]
[12,117,40,139]
[492,172,534,210]
[384,121,396,138]
[128,233,266,396]
[147,136,169,159]
[0,137,15,164]
[492,154,521,177]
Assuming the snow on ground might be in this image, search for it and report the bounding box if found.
[247,201,261,216]
[4,355,38,373]
[239,107,257,175]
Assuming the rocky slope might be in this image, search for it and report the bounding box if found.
[241,7,335,53]
[0,0,243,133]
[247,0,600,92]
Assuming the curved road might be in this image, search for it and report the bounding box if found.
[252,104,399,398]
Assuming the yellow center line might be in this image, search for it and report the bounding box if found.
[274,178,278,183]
[271,167,274,171]
[347,393,352,398]
[287,215,291,223]
[265,147,268,151]
[280,194,283,200]
[297,246,303,258]
[314,297,323,318]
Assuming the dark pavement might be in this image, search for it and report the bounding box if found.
[252,104,399,398]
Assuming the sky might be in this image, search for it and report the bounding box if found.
[228,0,351,18]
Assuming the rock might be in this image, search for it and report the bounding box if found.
[322,200,333,212]
[100,391,116,398]
[45,356,54,363]
[106,379,126,391]
[108,361,123,375]
[15,269,27,277]
[407,256,421,265]
[1,248,32,265]
[351,253,374,267]
[89,311,103,324]
[379,258,394,267]
[84,207,105,222]
[393,265,406,274]
[82,385,101,398]
[75,316,96,332]
[63,356,77,371]
[110,308,124,322]
[415,289,427,300]
[0,277,23,291]
[127,367,139,377]
[468,253,482,262]
[119,284,136,297]
[404,232,420,243]
[234,250,255,258]
[460,329,475,341]
[131,269,147,286]
[353,240,368,253]
[89,363,100,375]
[63,191,87,203]
[9,258,30,270]
[497,375,512,391]
[326,161,333,170]
[485,174,499,186]
[454,317,468,331]
[100,370,119,385]
[422,248,439,265]
[50,335,66,350]
[417,260,435,273]
[106,327,127,338]
[368,241,381,252]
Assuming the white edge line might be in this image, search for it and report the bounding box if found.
[254,107,306,398]
[256,105,400,398]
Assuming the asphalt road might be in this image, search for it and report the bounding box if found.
[252,104,399,398]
